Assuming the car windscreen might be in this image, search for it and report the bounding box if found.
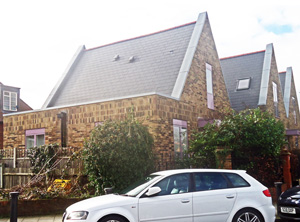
[121,175,162,197]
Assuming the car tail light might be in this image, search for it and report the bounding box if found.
[263,189,271,197]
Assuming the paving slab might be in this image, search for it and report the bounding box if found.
[0,214,62,222]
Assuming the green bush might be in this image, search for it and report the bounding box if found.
[83,117,155,195]
[189,108,285,186]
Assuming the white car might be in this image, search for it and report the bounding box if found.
[63,169,275,222]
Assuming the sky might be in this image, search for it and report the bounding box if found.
[1,0,300,109]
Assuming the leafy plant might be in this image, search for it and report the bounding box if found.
[189,108,285,186]
[83,116,155,195]
[27,144,59,174]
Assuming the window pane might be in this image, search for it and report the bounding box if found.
[237,78,250,90]
[173,126,181,155]
[155,173,190,196]
[10,92,17,111]
[3,95,10,110]
[195,173,228,191]
[207,93,214,110]
[36,134,45,147]
[206,63,214,109]
[26,136,35,149]
[181,128,188,152]
[273,82,278,102]
[225,173,250,188]
[173,120,189,157]
[3,91,17,111]
[206,67,213,94]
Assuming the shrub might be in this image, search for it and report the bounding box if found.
[189,108,285,186]
[83,117,155,195]
[27,144,59,174]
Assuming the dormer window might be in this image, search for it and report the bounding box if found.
[237,78,251,90]
[3,91,17,111]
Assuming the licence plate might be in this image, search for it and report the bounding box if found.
[281,207,296,214]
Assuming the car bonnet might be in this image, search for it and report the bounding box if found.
[66,194,137,212]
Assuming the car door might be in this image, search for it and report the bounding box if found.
[192,172,237,222]
[138,173,193,222]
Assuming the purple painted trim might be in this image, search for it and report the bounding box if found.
[286,129,300,136]
[25,128,45,136]
[198,118,215,128]
[173,119,187,127]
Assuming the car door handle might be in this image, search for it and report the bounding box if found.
[226,195,235,199]
[181,199,190,203]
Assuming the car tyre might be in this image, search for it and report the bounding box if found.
[232,208,263,222]
[100,215,127,222]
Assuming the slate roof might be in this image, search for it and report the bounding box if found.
[43,14,209,108]
[220,51,266,111]
[279,71,286,94]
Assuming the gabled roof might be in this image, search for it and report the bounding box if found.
[279,67,293,117]
[220,44,274,111]
[43,12,208,109]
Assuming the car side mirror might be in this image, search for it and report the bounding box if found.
[104,187,113,195]
[145,187,161,197]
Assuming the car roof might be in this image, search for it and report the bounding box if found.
[151,169,247,176]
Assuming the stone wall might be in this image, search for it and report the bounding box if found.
[263,50,287,125]
[0,198,81,217]
[180,14,231,118]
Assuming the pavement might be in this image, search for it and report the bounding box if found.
[0,214,62,222]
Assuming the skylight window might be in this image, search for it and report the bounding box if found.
[237,78,251,90]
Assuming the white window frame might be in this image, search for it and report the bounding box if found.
[25,128,45,148]
[3,91,17,111]
[173,119,188,158]
[272,82,278,103]
[292,97,297,124]
[272,82,279,117]
[206,63,214,110]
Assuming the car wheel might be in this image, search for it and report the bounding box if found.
[100,215,126,222]
[232,209,263,222]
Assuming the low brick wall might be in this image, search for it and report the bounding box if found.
[0,198,82,217]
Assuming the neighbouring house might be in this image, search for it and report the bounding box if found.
[279,67,300,150]
[220,44,300,150]
[220,44,300,187]
[0,82,32,149]
[3,12,231,168]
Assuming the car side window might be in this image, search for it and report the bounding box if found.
[194,172,228,191]
[224,173,250,187]
[154,173,190,196]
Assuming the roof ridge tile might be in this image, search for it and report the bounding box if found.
[86,21,196,51]
[220,50,265,60]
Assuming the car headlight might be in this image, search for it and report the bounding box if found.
[66,211,89,220]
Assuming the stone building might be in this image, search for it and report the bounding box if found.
[3,12,231,166]
[220,44,300,150]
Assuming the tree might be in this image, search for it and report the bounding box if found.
[82,116,155,195]
[189,108,285,186]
